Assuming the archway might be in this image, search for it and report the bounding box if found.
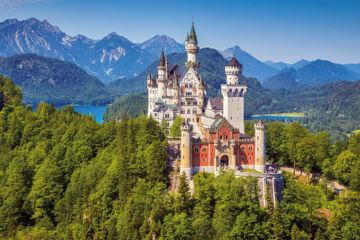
[220,155,229,168]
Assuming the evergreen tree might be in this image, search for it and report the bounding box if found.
[175,172,192,214]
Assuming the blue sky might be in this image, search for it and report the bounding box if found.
[0,0,359,64]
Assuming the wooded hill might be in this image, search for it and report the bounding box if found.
[1,75,360,239]
[0,54,113,106]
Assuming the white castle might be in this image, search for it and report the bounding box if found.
[147,23,284,206]
[147,22,246,136]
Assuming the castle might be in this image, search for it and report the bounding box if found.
[148,23,284,206]
[148,22,269,177]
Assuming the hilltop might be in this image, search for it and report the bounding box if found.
[0,54,113,106]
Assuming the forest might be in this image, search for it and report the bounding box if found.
[1,74,360,239]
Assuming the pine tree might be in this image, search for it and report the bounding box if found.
[175,172,192,214]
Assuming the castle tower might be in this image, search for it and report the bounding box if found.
[180,120,193,179]
[221,57,247,133]
[157,49,167,98]
[225,57,242,85]
[254,120,266,173]
[185,22,200,69]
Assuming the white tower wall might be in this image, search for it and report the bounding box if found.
[180,122,193,179]
[254,121,266,173]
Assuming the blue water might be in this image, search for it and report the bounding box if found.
[250,116,301,121]
[72,105,107,124]
[34,105,107,124]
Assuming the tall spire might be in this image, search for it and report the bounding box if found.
[159,48,165,66]
[188,21,198,45]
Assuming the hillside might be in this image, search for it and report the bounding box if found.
[262,68,307,90]
[103,92,148,121]
[0,54,113,106]
[263,60,360,90]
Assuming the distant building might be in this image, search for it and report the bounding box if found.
[147,23,284,206]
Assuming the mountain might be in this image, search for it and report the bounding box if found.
[0,18,158,84]
[263,61,290,70]
[291,59,310,69]
[345,63,360,73]
[220,46,279,82]
[298,59,359,86]
[262,68,307,90]
[137,35,185,57]
[263,59,360,90]
[0,54,113,106]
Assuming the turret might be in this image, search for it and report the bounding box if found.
[225,57,242,85]
[180,120,193,179]
[254,120,266,173]
[157,49,167,97]
[185,22,200,69]
[147,72,152,87]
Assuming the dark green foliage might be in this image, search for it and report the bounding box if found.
[169,115,182,138]
[0,55,113,106]
[1,76,360,239]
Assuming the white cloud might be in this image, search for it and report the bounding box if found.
[0,0,49,7]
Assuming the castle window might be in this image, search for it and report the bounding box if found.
[194,147,199,153]
[187,109,190,114]
[220,135,223,140]
[211,148,214,153]
[202,158,206,163]
[242,156,245,161]
[225,135,228,140]
[165,114,169,118]
[241,146,245,151]
[195,158,198,163]
[249,146,253,151]
[250,156,252,161]
[167,123,170,127]
[212,136,214,140]
[202,147,207,152]
[193,109,197,114]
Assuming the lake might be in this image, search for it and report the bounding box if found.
[72,105,107,124]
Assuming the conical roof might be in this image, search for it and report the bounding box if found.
[159,48,165,66]
[226,57,242,67]
[188,22,198,45]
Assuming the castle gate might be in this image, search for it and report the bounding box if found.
[220,155,229,168]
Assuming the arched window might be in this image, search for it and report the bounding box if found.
[193,108,197,114]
